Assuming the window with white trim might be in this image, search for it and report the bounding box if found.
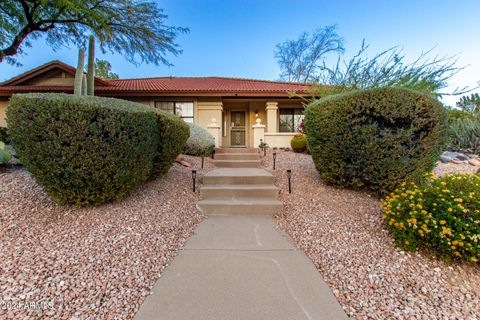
[154,101,194,123]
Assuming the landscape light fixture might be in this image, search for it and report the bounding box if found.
[212,149,216,159]
[273,152,277,170]
[286,169,292,193]
[201,157,204,169]
[192,170,197,192]
[259,139,264,154]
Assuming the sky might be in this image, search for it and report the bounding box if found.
[1,0,479,106]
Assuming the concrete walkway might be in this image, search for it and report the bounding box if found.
[135,215,348,320]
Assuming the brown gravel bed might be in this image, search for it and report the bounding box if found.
[0,155,211,319]
[261,150,480,320]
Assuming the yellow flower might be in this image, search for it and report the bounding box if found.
[452,240,459,245]
[405,241,410,246]
[454,251,461,257]
[458,242,464,247]
[448,208,453,213]
[440,220,446,225]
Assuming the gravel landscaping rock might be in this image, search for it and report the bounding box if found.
[0,155,212,319]
[260,150,480,320]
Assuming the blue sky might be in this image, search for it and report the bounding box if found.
[1,0,479,106]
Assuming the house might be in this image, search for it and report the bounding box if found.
[0,60,315,148]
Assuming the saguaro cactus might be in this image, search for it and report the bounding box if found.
[74,48,85,95]
[82,74,87,96]
[87,36,95,96]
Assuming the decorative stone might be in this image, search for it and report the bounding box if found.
[456,153,469,161]
[440,156,452,164]
[468,158,480,166]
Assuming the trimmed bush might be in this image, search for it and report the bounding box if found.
[6,93,187,205]
[151,111,189,175]
[290,133,307,153]
[183,122,215,157]
[0,127,10,144]
[382,173,480,263]
[305,87,447,193]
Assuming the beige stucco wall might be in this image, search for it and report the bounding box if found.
[264,132,296,148]
[0,99,9,127]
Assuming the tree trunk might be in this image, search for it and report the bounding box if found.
[74,48,85,95]
[87,36,95,96]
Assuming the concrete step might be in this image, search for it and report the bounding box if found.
[214,153,260,160]
[215,148,258,154]
[200,184,279,199]
[202,168,274,185]
[197,198,283,215]
[213,159,260,168]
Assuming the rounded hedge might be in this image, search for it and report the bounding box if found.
[305,87,447,193]
[383,173,480,264]
[184,122,215,157]
[7,93,188,205]
[290,133,307,153]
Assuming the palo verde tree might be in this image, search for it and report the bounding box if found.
[274,25,344,83]
[0,0,188,66]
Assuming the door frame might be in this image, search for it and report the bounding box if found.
[228,109,248,147]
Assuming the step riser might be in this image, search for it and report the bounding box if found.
[197,203,282,215]
[200,188,279,199]
[203,176,274,185]
[214,154,260,160]
[215,148,258,154]
[213,161,260,168]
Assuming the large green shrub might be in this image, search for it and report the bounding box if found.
[305,87,447,193]
[383,173,480,264]
[183,122,215,157]
[151,111,189,175]
[0,127,10,144]
[7,93,176,205]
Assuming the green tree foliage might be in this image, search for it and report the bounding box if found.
[93,59,119,80]
[318,41,468,97]
[456,93,480,113]
[275,25,344,83]
[0,0,188,66]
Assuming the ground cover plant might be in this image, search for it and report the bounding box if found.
[305,87,447,193]
[383,173,480,264]
[7,93,188,205]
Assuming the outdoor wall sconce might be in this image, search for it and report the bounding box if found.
[192,170,197,192]
[255,110,259,118]
[273,152,277,170]
[286,169,292,193]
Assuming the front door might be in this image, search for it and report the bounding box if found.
[230,111,246,146]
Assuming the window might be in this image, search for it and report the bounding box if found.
[155,101,194,123]
[279,108,304,132]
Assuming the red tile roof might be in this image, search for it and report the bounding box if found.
[0,61,317,97]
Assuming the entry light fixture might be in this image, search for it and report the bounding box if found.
[192,170,197,192]
[286,169,292,193]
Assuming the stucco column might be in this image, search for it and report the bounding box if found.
[265,101,278,133]
[207,118,221,148]
[252,118,266,148]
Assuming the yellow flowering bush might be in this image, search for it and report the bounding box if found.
[382,173,480,264]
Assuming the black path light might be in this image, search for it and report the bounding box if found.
[273,152,277,170]
[201,157,204,169]
[286,169,292,193]
[192,170,197,192]
[259,139,264,154]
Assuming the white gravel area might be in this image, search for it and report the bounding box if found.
[0,155,212,319]
[261,150,480,320]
